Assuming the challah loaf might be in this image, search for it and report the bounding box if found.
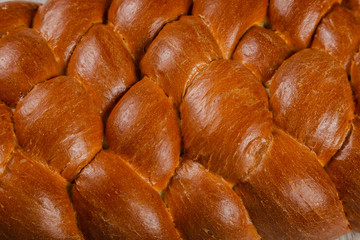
[1,0,360,239]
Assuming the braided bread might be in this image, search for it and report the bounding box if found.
[1,0,360,239]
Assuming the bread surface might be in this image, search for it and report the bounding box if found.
[1,0,360,239]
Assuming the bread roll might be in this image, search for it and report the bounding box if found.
[1,0,360,239]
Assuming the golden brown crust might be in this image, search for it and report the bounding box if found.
[351,52,360,114]
[0,1,39,37]
[0,27,59,107]
[234,128,349,240]
[0,150,83,240]
[106,78,181,191]
[73,150,179,240]
[1,0,360,238]
[140,16,222,106]
[269,0,340,50]
[193,0,267,59]
[33,0,111,72]
[67,24,137,118]
[0,103,14,168]
[233,26,292,83]
[165,160,260,240]
[14,76,103,181]
[181,59,272,182]
[270,49,354,166]
[312,4,360,73]
[327,117,360,232]
[108,0,192,63]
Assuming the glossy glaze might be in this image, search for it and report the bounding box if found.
[0,150,83,239]
[233,26,292,83]
[106,78,181,191]
[0,27,59,107]
[14,76,103,181]
[269,0,340,50]
[73,150,179,240]
[67,24,137,119]
[33,0,110,72]
[0,103,14,168]
[235,128,349,240]
[0,0,359,239]
[0,1,39,37]
[327,117,360,231]
[270,49,354,166]
[108,0,191,62]
[351,52,360,113]
[193,0,267,59]
[165,160,260,240]
[181,60,272,182]
[140,16,222,106]
[312,4,360,73]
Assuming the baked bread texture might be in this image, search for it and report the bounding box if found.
[0,0,360,239]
